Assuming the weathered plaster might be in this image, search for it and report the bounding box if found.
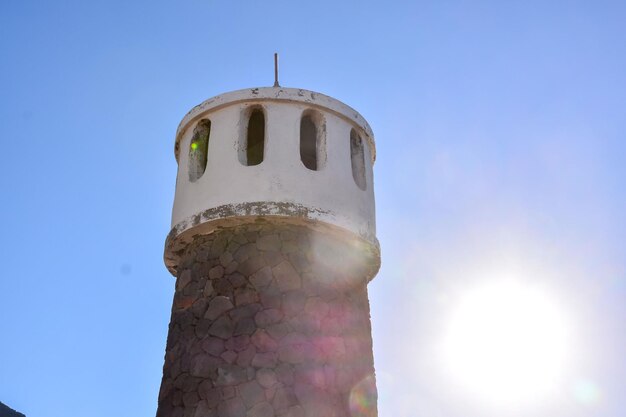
[174,87,376,164]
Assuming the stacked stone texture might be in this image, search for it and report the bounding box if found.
[157,222,378,417]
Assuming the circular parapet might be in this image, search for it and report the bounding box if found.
[174,87,375,163]
[165,87,378,275]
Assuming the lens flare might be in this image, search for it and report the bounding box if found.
[573,379,601,406]
[443,281,569,405]
[349,375,377,417]
[191,142,198,150]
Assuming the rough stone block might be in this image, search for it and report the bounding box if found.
[190,354,220,378]
[214,277,235,297]
[247,402,274,417]
[221,350,238,364]
[234,317,256,336]
[191,298,210,319]
[293,363,325,388]
[215,364,248,386]
[278,334,315,364]
[256,234,281,251]
[225,261,239,274]
[275,363,294,385]
[254,309,283,328]
[194,319,212,338]
[208,316,235,339]
[251,352,278,368]
[210,236,229,258]
[177,270,193,291]
[203,280,214,297]
[304,297,329,318]
[217,398,246,417]
[236,345,256,367]
[198,381,220,405]
[287,252,309,274]
[221,386,236,399]
[225,335,250,352]
[233,232,248,245]
[182,391,199,407]
[250,266,273,289]
[234,243,257,263]
[239,256,266,276]
[266,322,291,341]
[293,383,328,411]
[265,386,276,402]
[256,368,278,388]
[281,240,298,254]
[235,288,259,306]
[264,251,285,267]
[193,400,216,417]
[251,329,278,352]
[172,390,183,407]
[272,261,301,292]
[220,252,234,268]
[182,376,202,393]
[175,294,198,310]
[272,387,297,412]
[201,337,224,356]
[259,288,282,310]
[244,232,258,243]
[228,272,248,288]
[230,304,263,322]
[205,296,234,321]
[282,292,306,318]
[277,405,304,417]
[239,380,265,408]
[287,313,318,335]
[209,265,225,280]
[192,262,211,279]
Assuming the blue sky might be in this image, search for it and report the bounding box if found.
[1,1,625,416]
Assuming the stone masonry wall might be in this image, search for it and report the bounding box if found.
[156,222,378,417]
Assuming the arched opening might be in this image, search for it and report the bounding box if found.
[245,109,265,166]
[188,119,211,182]
[300,111,325,171]
[350,128,366,190]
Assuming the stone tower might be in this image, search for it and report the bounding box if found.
[157,86,381,417]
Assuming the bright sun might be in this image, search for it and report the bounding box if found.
[443,281,569,405]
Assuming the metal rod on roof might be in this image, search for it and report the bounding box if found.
[273,53,280,87]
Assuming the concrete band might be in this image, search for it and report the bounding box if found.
[164,209,381,276]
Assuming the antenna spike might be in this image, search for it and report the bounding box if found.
[273,53,280,87]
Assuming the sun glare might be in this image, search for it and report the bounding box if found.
[443,281,569,405]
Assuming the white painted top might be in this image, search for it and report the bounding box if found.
[165,87,378,272]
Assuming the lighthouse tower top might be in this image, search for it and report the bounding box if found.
[164,86,379,275]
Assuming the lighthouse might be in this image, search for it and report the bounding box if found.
[156,80,381,417]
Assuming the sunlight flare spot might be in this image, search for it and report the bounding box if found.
[443,281,569,405]
[573,379,601,406]
[349,375,377,417]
